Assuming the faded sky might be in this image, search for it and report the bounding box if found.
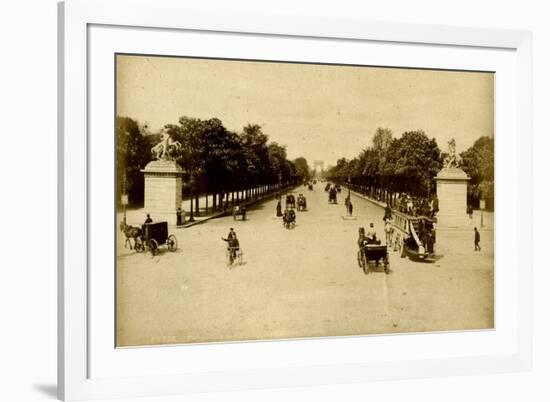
[116,55,494,167]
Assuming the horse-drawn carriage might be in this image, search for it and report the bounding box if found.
[389,210,436,262]
[297,194,307,211]
[232,204,247,220]
[357,240,389,274]
[328,188,337,204]
[133,221,178,256]
[285,194,296,209]
[282,208,296,229]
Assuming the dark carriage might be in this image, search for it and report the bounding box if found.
[357,242,389,274]
[297,195,307,211]
[285,194,296,209]
[232,204,247,221]
[328,188,338,204]
[282,209,296,229]
[135,221,178,256]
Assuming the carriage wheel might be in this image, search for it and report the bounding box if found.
[134,237,145,253]
[384,255,390,274]
[167,235,177,252]
[149,239,159,256]
[357,250,363,268]
[400,238,406,258]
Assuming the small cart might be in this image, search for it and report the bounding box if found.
[232,205,247,220]
[135,221,178,256]
[357,243,389,274]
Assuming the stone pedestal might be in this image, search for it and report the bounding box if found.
[435,167,470,228]
[141,160,183,215]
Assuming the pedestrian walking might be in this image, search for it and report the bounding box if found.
[276,200,282,217]
[348,200,353,216]
[474,227,481,251]
[176,207,183,226]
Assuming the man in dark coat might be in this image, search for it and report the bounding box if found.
[474,227,481,251]
[176,208,183,226]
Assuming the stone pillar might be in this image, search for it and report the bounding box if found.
[141,160,183,217]
[434,167,470,228]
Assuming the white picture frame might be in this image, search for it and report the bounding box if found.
[58,0,533,400]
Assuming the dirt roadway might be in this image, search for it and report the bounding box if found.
[116,185,494,347]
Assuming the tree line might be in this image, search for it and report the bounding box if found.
[116,116,312,214]
[325,128,494,211]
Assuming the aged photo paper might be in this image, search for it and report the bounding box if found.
[115,55,494,347]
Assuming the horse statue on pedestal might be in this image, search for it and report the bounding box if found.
[151,130,182,161]
[443,138,460,168]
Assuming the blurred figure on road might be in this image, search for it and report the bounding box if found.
[176,207,183,226]
[222,229,240,260]
[226,228,237,240]
[474,227,481,251]
[384,219,393,246]
[357,227,366,248]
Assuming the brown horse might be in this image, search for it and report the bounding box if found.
[120,220,143,250]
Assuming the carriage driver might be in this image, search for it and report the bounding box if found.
[366,223,378,244]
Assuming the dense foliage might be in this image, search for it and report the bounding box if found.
[459,136,494,209]
[116,116,153,205]
[326,128,442,205]
[117,116,310,207]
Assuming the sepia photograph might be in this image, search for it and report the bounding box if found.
[115,54,494,347]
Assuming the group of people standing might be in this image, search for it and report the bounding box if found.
[395,193,438,218]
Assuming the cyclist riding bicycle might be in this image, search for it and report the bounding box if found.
[222,229,240,261]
